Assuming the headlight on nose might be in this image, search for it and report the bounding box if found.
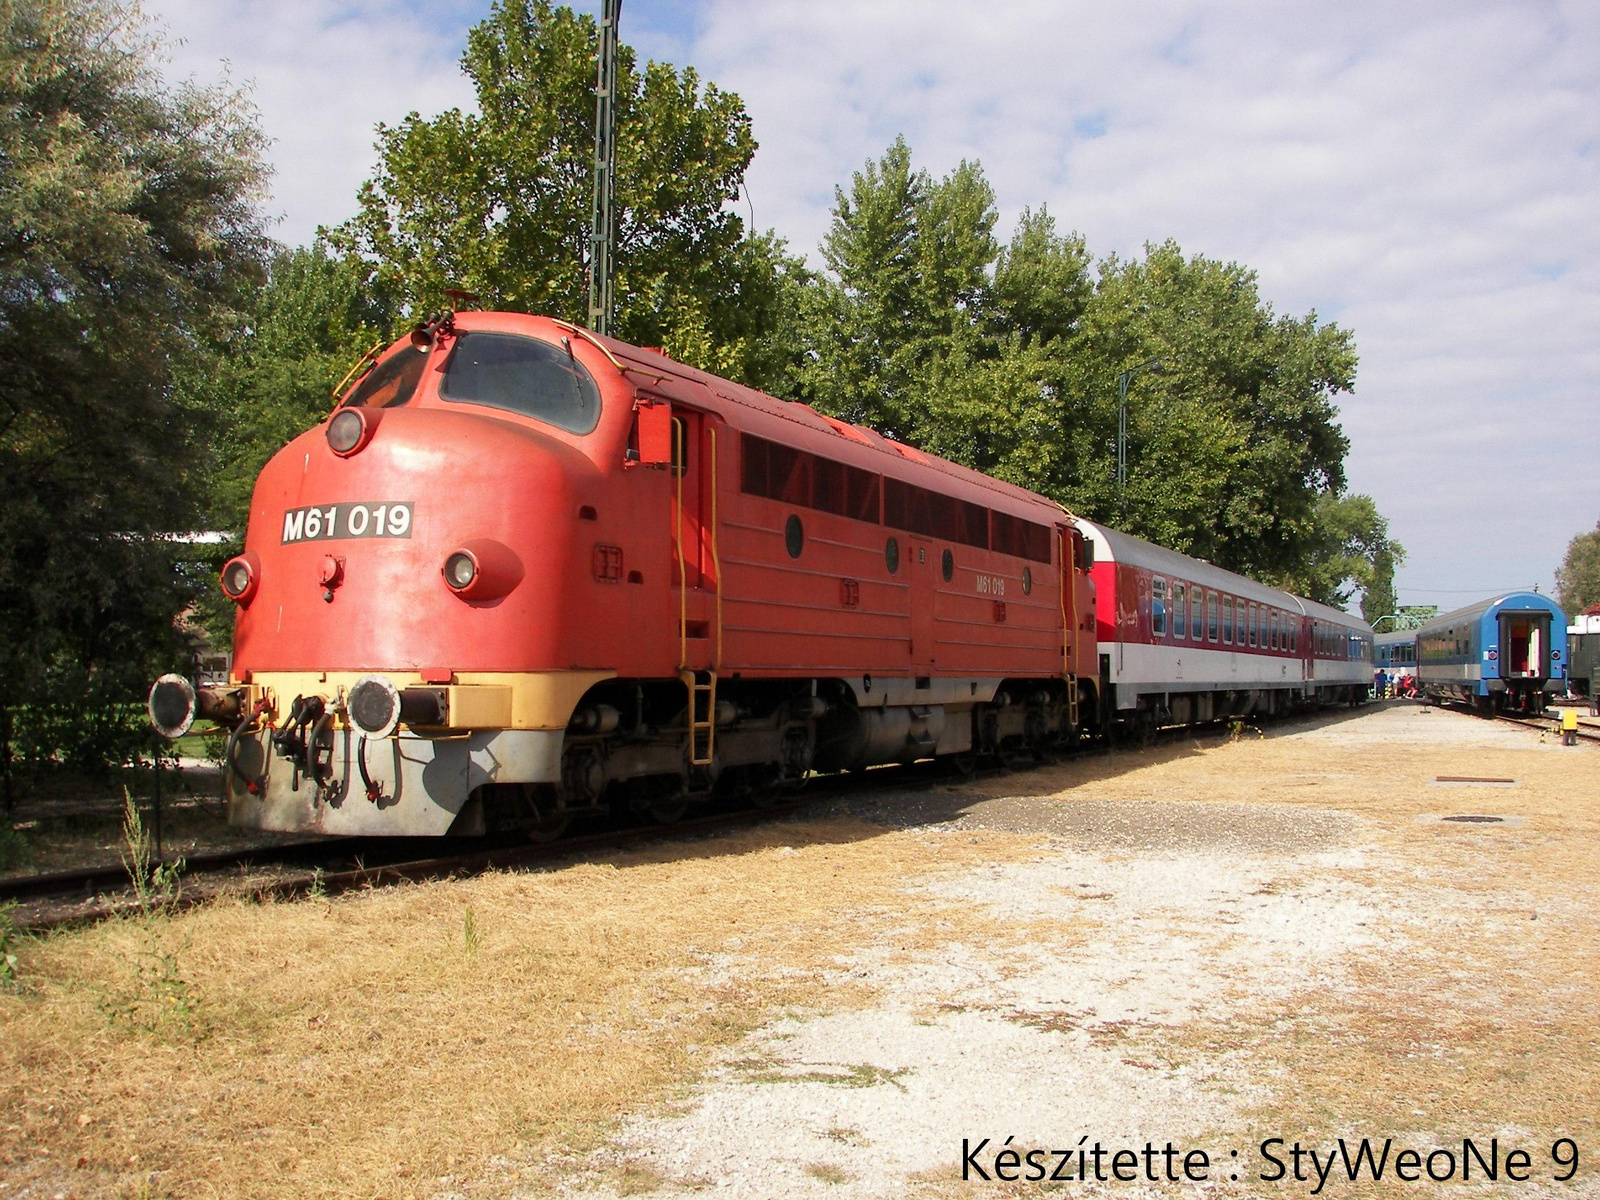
[326,408,377,456]
[441,539,522,601]
[444,551,477,590]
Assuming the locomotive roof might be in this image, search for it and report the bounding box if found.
[562,319,1068,524]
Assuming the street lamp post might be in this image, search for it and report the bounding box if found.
[1116,358,1160,499]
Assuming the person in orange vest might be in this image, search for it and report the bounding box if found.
[1561,707,1579,746]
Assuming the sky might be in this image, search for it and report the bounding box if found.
[145,0,1600,612]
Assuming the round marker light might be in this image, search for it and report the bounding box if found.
[348,674,402,739]
[445,551,477,591]
[220,553,259,604]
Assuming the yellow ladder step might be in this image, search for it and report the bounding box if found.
[680,669,717,767]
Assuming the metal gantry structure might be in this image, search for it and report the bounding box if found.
[587,0,622,336]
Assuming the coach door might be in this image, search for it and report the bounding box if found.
[1500,612,1548,679]
[669,407,721,672]
[1303,617,1314,682]
[908,537,937,669]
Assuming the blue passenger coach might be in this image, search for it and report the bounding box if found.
[1416,592,1567,712]
[1375,631,1417,674]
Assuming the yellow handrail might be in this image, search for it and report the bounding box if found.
[329,340,387,403]
[674,416,687,670]
[710,425,722,669]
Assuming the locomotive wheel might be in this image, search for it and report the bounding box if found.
[649,796,689,824]
[518,785,570,843]
[527,817,571,843]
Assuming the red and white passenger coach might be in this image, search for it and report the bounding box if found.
[1077,519,1373,735]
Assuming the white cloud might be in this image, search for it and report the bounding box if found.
[148,0,1600,607]
[144,0,484,243]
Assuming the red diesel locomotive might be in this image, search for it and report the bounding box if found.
[150,311,1098,838]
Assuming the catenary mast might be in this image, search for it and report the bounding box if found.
[587,0,621,336]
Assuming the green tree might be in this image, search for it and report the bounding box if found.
[195,243,395,533]
[1288,493,1404,617]
[1556,520,1600,616]
[0,0,268,783]
[798,138,1383,608]
[805,138,1000,437]
[335,0,793,386]
[1054,242,1359,585]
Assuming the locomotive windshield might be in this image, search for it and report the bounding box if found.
[340,346,428,409]
[440,332,601,434]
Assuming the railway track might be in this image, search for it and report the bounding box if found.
[1,756,982,933]
[1426,697,1600,744]
[1492,710,1600,744]
[0,705,1370,933]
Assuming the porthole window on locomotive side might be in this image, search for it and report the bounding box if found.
[1022,566,1033,595]
[785,514,804,559]
[885,536,900,574]
[439,331,602,433]
[941,548,954,582]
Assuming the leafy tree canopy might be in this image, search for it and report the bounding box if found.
[799,138,1394,609]
[0,0,269,775]
[333,0,801,386]
[1556,520,1600,616]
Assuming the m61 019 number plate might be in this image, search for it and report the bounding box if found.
[281,502,413,544]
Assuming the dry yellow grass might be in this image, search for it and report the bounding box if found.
[0,818,1051,1198]
[7,710,1597,1199]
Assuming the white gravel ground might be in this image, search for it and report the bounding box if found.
[563,706,1575,1198]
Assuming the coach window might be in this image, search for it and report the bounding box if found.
[1151,577,1168,637]
[1222,597,1234,644]
[1270,610,1280,650]
[1249,603,1258,647]
[1174,582,1188,639]
[1207,591,1219,642]
[439,332,602,433]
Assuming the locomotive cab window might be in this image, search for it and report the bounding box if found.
[341,346,428,409]
[440,332,601,434]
